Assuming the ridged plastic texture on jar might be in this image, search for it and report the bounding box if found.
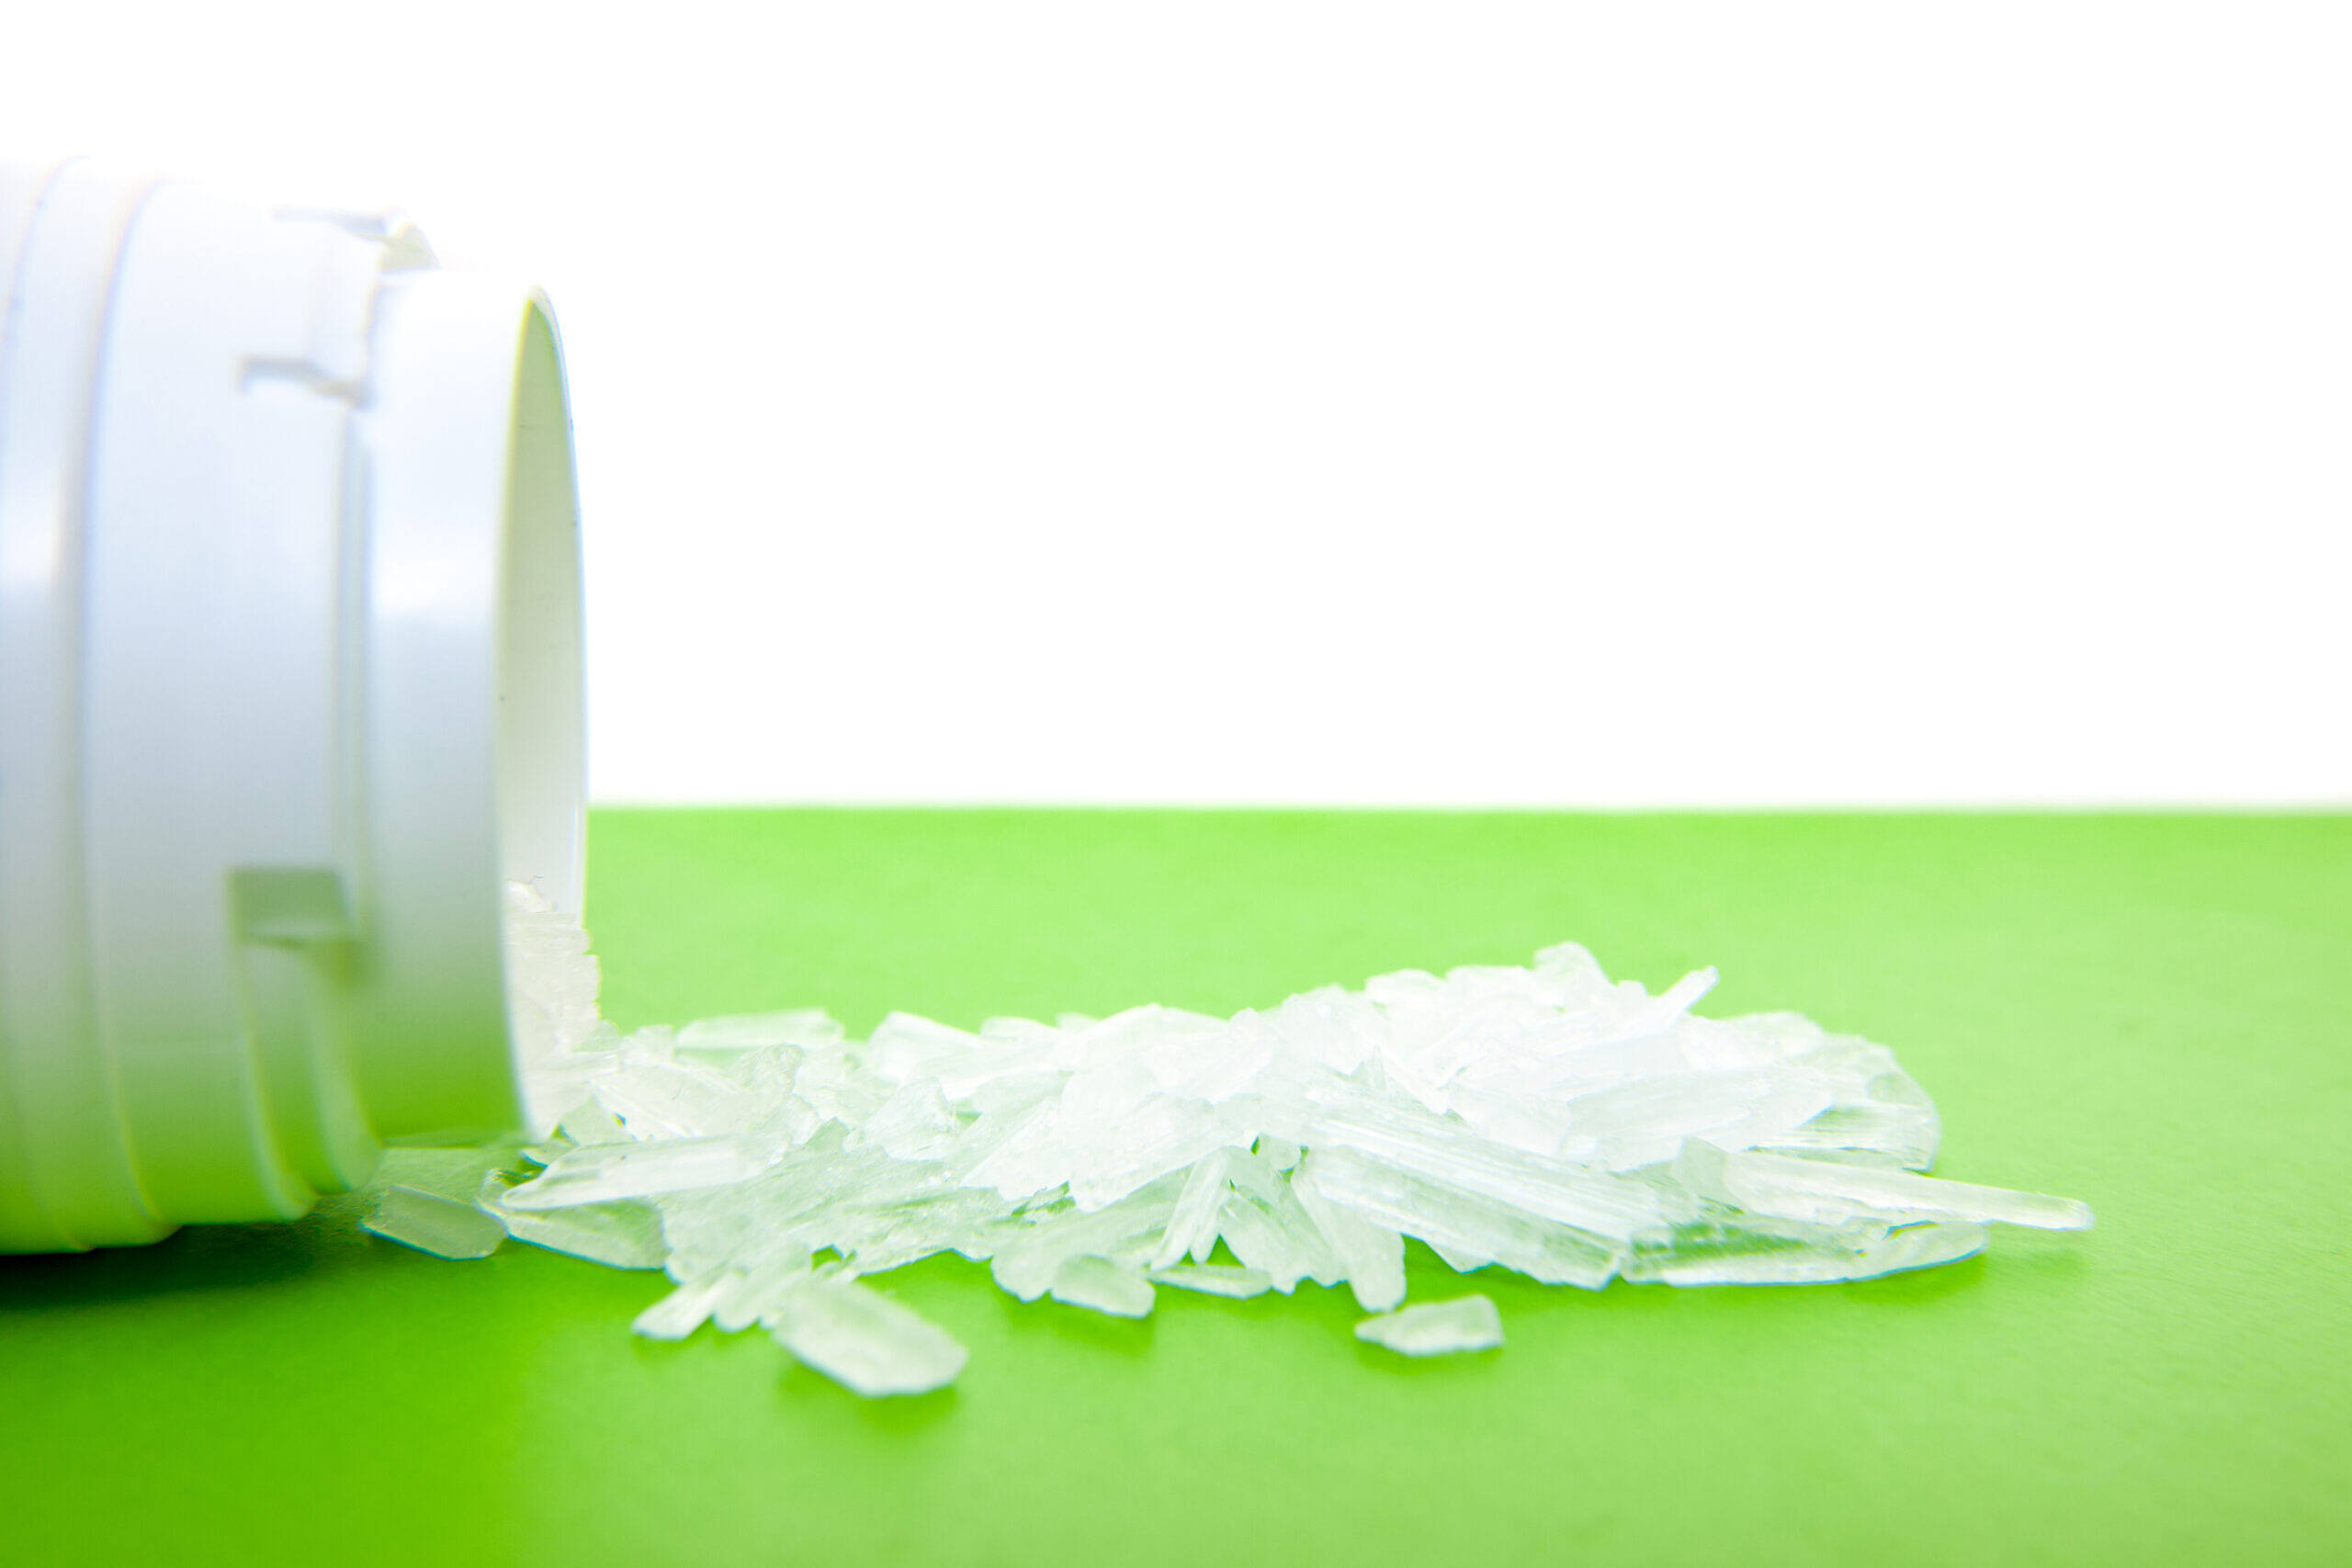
[0,160,585,1251]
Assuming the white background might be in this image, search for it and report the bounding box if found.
[4,4,2346,806]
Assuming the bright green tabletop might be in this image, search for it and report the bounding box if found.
[4,811,2346,1565]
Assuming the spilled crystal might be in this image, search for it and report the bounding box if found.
[353,883,2092,1398]
[1356,1295,1505,1357]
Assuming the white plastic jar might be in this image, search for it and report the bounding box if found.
[0,160,585,1252]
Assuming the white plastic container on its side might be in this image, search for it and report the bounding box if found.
[0,160,585,1252]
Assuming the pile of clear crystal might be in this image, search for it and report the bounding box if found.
[359,886,2091,1397]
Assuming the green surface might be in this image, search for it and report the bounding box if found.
[4,811,2347,1565]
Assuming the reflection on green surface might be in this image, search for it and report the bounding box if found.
[3,811,2346,1565]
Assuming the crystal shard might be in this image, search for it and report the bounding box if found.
[1216,1174,1342,1293]
[501,1137,765,1210]
[1626,1215,1990,1285]
[1048,1255,1156,1317]
[365,1186,505,1260]
[1305,1145,1623,1289]
[1150,1147,1234,1270]
[374,1145,523,1202]
[712,1255,816,1333]
[1294,1157,1407,1312]
[498,1200,667,1269]
[1695,1144,2093,1231]
[633,1270,730,1340]
[1355,1295,1505,1357]
[1149,1263,1273,1298]
[768,1277,967,1396]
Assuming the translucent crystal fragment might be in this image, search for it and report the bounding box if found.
[1216,1177,1342,1293]
[634,1270,731,1340]
[1306,1146,1623,1289]
[1304,1087,1665,1240]
[374,1146,521,1202]
[502,1137,765,1211]
[712,1255,817,1333]
[1150,1263,1274,1298]
[1355,1295,1504,1357]
[1294,1158,1407,1312]
[1049,1255,1156,1317]
[768,1278,968,1396]
[365,1186,505,1260]
[989,1180,1180,1302]
[1695,1145,2093,1231]
[593,1058,761,1140]
[498,1200,667,1269]
[556,1103,631,1148]
[1150,1148,1234,1270]
[1428,1241,1494,1273]
[1852,1221,1989,1277]
[503,881,605,1066]
[1626,1213,1989,1285]
[861,1081,958,1161]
